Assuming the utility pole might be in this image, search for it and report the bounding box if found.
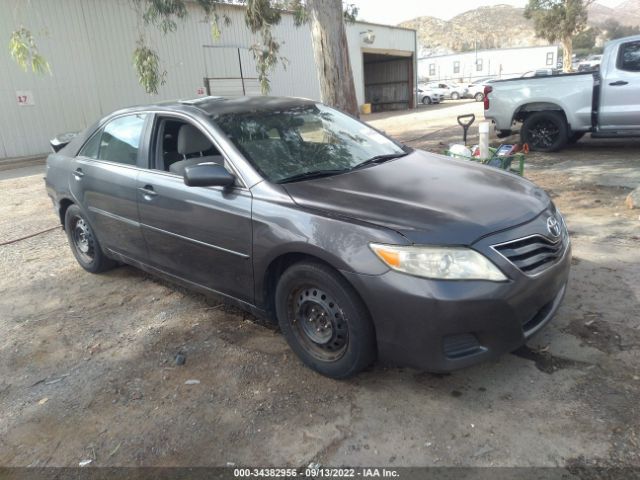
[474,39,478,71]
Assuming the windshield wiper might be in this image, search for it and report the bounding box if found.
[351,152,408,170]
[278,169,347,184]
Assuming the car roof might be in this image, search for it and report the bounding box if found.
[109,96,318,119]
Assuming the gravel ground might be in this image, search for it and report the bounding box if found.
[1,101,639,469]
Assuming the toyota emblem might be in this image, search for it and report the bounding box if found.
[546,216,561,237]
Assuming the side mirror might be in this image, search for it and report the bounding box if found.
[183,163,235,187]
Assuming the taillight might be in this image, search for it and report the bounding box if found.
[483,85,492,110]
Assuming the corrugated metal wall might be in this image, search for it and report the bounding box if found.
[0,0,415,158]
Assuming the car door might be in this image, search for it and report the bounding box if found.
[136,114,254,303]
[599,39,640,130]
[69,113,150,261]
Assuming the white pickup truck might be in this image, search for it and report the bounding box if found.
[484,35,640,151]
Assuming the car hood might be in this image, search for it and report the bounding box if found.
[282,150,550,245]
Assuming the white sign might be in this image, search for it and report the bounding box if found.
[16,91,35,106]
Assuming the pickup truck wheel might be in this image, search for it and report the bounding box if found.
[275,261,376,379]
[64,205,116,273]
[474,92,484,102]
[451,92,460,100]
[521,111,568,152]
[422,96,432,105]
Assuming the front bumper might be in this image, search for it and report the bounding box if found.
[342,213,571,372]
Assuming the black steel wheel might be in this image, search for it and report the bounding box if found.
[64,204,116,273]
[521,111,568,152]
[290,287,349,361]
[474,92,484,102]
[275,261,376,378]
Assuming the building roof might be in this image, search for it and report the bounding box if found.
[419,44,558,61]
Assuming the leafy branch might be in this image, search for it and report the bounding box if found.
[9,27,51,74]
[133,38,167,95]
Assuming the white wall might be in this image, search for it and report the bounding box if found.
[0,0,416,158]
[418,46,559,83]
[346,23,416,106]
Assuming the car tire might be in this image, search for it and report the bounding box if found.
[567,132,585,144]
[422,96,432,105]
[275,261,376,379]
[521,111,568,152]
[451,92,460,100]
[474,92,484,102]
[64,204,116,273]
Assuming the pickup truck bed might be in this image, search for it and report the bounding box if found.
[484,35,640,151]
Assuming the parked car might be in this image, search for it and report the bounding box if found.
[484,35,640,152]
[427,82,469,100]
[416,86,443,105]
[46,96,571,378]
[466,78,493,101]
[577,54,603,72]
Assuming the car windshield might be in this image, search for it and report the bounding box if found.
[212,103,407,183]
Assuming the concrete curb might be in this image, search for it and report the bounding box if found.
[0,155,47,172]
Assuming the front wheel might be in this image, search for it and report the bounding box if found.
[275,261,376,379]
[451,92,460,100]
[521,111,568,152]
[64,204,116,273]
[422,96,432,105]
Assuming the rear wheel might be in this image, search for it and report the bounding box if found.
[451,92,460,100]
[64,204,116,273]
[521,111,568,152]
[474,92,484,102]
[275,261,376,379]
[422,96,432,105]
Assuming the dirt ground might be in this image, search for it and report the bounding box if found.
[1,101,639,470]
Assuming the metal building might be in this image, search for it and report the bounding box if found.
[419,45,559,83]
[0,1,416,159]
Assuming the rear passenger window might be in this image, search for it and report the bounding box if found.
[79,114,147,165]
[79,130,101,159]
[619,41,640,72]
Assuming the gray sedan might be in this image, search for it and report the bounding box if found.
[45,96,570,378]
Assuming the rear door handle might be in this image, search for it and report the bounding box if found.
[138,185,158,199]
[609,81,629,86]
[73,168,85,180]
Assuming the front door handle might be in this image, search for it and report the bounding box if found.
[609,81,629,86]
[73,168,85,180]
[138,185,158,200]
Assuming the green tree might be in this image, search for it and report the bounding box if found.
[601,18,640,40]
[524,0,594,72]
[8,0,361,116]
[573,27,599,50]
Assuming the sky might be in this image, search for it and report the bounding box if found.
[352,0,626,24]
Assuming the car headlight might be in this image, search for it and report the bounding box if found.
[370,243,507,281]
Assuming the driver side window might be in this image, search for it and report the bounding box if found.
[151,117,226,177]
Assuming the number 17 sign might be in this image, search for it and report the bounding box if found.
[16,91,35,106]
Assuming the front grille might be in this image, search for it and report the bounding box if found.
[492,233,567,275]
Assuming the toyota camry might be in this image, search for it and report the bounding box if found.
[45,96,570,378]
